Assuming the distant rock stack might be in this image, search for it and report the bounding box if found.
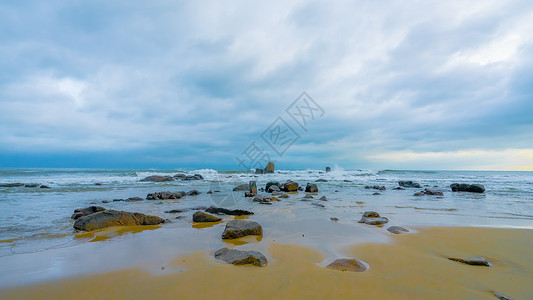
[325,166,331,173]
[255,162,275,174]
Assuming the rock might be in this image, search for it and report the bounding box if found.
[283,180,299,192]
[73,210,165,231]
[187,190,200,196]
[206,190,213,194]
[264,162,275,173]
[184,174,204,180]
[253,195,277,203]
[205,206,254,216]
[305,183,318,193]
[326,258,367,272]
[267,185,280,193]
[40,185,51,189]
[249,181,257,194]
[113,199,124,202]
[221,220,262,239]
[413,192,425,196]
[343,180,352,182]
[192,211,222,222]
[233,184,249,191]
[392,187,404,190]
[255,169,265,174]
[325,167,331,173]
[94,183,102,186]
[126,197,143,202]
[316,179,328,182]
[424,189,443,196]
[102,200,110,203]
[214,248,267,267]
[303,194,313,199]
[24,184,39,188]
[146,191,183,200]
[139,175,174,182]
[265,181,280,192]
[272,192,289,198]
[330,217,339,222]
[244,192,255,197]
[298,186,304,191]
[398,181,421,188]
[450,183,485,193]
[319,196,327,201]
[165,209,185,213]
[448,257,490,266]
[71,206,106,220]
[312,202,325,208]
[387,226,409,234]
[0,183,25,187]
[493,292,513,300]
[173,173,187,180]
[372,192,381,195]
[364,217,389,225]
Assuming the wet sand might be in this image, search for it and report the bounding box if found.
[1,226,531,299]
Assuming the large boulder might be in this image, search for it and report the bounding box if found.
[214,248,267,267]
[192,211,221,222]
[232,184,249,191]
[139,175,174,182]
[450,183,485,193]
[283,180,299,192]
[205,206,254,216]
[326,258,367,272]
[398,181,421,188]
[73,210,165,231]
[305,183,318,193]
[264,162,275,173]
[387,226,409,234]
[71,206,106,220]
[221,220,262,239]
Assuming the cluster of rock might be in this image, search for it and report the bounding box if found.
[71,207,166,231]
[0,183,50,188]
[413,189,444,196]
[146,190,200,200]
[365,185,386,191]
[139,174,204,182]
[255,162,275,174]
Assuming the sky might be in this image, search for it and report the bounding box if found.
[1,0,532,171]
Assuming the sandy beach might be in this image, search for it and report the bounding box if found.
[1,226,531,299]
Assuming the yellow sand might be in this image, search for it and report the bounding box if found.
[1,226,532,299]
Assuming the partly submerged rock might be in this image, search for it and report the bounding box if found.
[184,174,204,180]
[165,209,185,213]
[187,190,200,196]
[319,196,327,201]
[326,258,368,272]
[205,206,254,216]
[214,248,267,267]
[267,185,280,193]
[448,256,490,266]
[221,220,262,239]
[493,292,513,300]
[398,181,421,188]
[73,210,165,231]
[24,184,40,188]
[125,197,143,202]
[450,183,485,193]
[330,217,339,222]
[40,185,51,189]
[272,192,289,198]
[232,184,249,191]
[264,162,275,173]
[423,189,444,196]
[325,167,331,173]
[316,179,328,182]
[0,183,25,187]
[358,211,388,225]
[265,181,280,192]
[139,175,174,182]
[71,206,106,220]
[305,183,318,193]
[192,211,221,222]
[173,173,187,180]
[283,180,299,192]
[387,226,409,234]
[146,191,183,200]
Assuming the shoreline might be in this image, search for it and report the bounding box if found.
[1,225,531,299]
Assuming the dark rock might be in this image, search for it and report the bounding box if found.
[283,180,299,192]
[326,258,367,272]
[102,200,110,203]
[24,184,40,188]
[187,190,200,196]
[450,183,485,193]
[165,209,185,213]
[173,173,187,180]
[139,175,174,182]
[214,248,267,267]
[448,257,490,266]
[305,183,318,193]
[113,199,124,202]
[398,181,421,188]
[298,186,304,191]
[146,191,183,200]
[316,179,328,182]
[249,181,257,194]
[312,202,325,208]
[303,194,313,199]
[255,169,265,174]
[0,183,25,187]
[267,185,280,193]
[424,189,443,196]
[221,220,262,239]
[343,180,352,182]
[319,196,327,201]
[372,192,381,195]
[233,184,249,191]
[94,183,102,186]
[205,206,254,216]
[73,210,165,231]
[264,162,275,173]
[326,167,331,173]
[192,211,221,222]
[413,192,425,196]
[265,181,280,192]
[272,192,289,198]
[125,197,143,202]
[71,206,106,220]
[40,185,51,189]
[244,192,255,197]
[387,226,409,234]
[206,190,213,194]
[493,292,513,300]
[392,187,404,190]
[330,217,339,222]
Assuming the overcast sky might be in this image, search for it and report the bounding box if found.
[1,0,532,170]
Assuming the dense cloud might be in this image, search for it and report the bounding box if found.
[1,0,532,170]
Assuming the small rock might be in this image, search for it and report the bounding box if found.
[312,202,325,208]
[205,206,254,216]
[187,190,200,196]
[387,226,409,234]
[330,217,339,222]
[165,209,185,213]
[364,217,389,225]
[450,183,485,193]
[343,180,352,182]
[424,189,443,196]
[102,200,110,203]
[40,185,51,189]
[94,183,102,186]
[221,220,262,239]
[448,257,490,266]
[173,174,187,180]
[267,185,280,193]
[283,180,299,192]
[398,181,421,188]
[214,248,267,267]
[113,199,124,202]
[139,175,174,182]
[192,211,222,222]
[305,183,318,193]
[413,192,425,196]
[303,194,313,199]
[372,192,381,195]
[319,196,327,201]
[24,184,40,188]
[325,167,331,173]
[125,197,143,202]
[326,258,367,272]
[264,162,275,173]
[232,184,249,191]
[392,187,404,190]
[0,183,25,187]
[493,292,513,300]
[206,190,213,194]
[316,179,328,182]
